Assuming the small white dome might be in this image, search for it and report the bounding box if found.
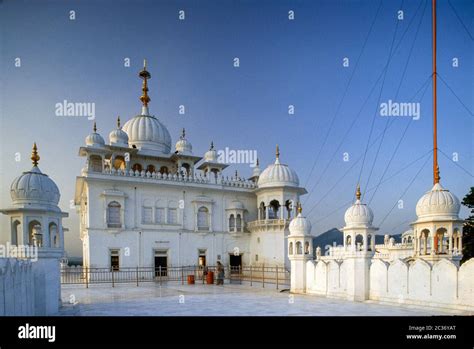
[204,142,218,162]
[175,129,193,155]
[344,199,374,227]
[416,183,460,219]
[122,114,171,154]
[10,166,60,208]
[257,145,299,189]
[109,128,129,147]
[289,210,312,236]
[109,117,129,147]
[85,123,105,147]
[252,162,261,178]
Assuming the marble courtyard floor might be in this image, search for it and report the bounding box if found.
[59,282,469,316]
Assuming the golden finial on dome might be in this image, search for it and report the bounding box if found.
[139,59,151,107]
[356,184,361,200]
[31,142,40,166]
[256,158,259,167]
[117,116,121,128]
[276,144,280,159]
[297,202,302,214]
[93,122,97,133]
[181,128,186,139]
[210,141,214,150]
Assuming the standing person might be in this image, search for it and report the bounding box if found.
[216,261,225,285]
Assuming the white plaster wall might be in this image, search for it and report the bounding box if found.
[0,258,35,316]
[369,259,388,300]
[431,259,458,303]
[458,259,474,307]
[387,259,408,300]
[313,260,327,294]
[408,259,431,302]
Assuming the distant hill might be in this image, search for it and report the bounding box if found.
[312,228,401,253]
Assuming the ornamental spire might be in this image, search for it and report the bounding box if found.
[31,143,40,166]
[93,122,97,133]
[139,59,151,115]
[356,184,361,201]
[275,144,280,164]
[297,202,302,214]
[181,128,186,139]
[117,116,121,128]
[432,0,440,185]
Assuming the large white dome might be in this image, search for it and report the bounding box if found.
[416,183,460,219]
[10,166,60,208]
[344,199,374,227]
[258,160,299,189]
[122,114,171,154]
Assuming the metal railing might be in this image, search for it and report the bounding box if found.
[61,265,290,289]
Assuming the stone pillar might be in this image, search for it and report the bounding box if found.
[431,233,436,255]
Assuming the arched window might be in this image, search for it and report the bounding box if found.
[289,242,293,255]
[296,241,302,255]
[168,201,178,224]
[181,163,191,177]
[159,166,169,175]
[132,163,142,172]
[142,200,153,224]
[355,234,364,250]
[155,200,165,223]
[268,200,280,219]
[197,206,209,230]
[435,228,448,254]
[146,165,156,174]
[259,202,266,220]
[113,156,126,170]
[346,235,352,246]
[236,214,242,231]
[49,222,59,248]
[28,221,42,247]
[304,241,310,254]
[89,155,102,172]
[11,220,21,245]
[107,201,121,228]
[229,214,235,232]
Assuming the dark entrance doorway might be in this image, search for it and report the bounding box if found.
[229,254,242,274]
[154,255,167,277]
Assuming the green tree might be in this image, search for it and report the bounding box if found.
[461,187,474,264]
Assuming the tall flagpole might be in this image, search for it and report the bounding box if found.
[432,0,440,184]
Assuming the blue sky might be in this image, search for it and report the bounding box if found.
[1,0,472,257]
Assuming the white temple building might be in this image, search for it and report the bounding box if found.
[74,62,306,271]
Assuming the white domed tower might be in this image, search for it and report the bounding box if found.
[197,141,228,182]
[412,182,463,264]
[1,143,68,315]
[122,60,172,156]
[171,128,202,177]
[249,145,307,268]
[342,185,378,252]
[341,185,377,301]
[288,203,313,293]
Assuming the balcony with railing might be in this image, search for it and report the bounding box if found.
[247,219,290,231]
[82,167,257,189]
